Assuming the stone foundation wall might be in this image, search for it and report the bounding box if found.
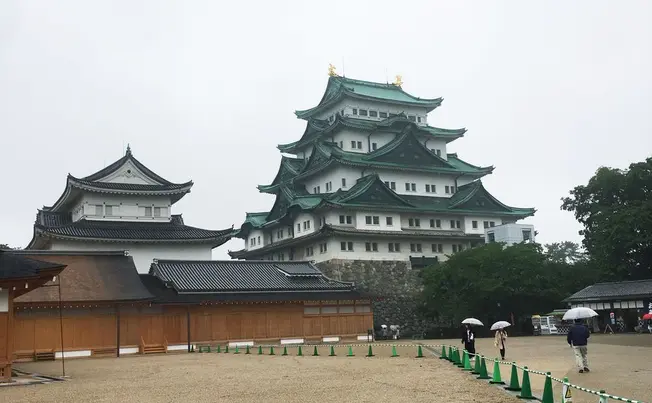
[316,259,434,337]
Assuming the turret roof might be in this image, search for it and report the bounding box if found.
[27,211,234,249]
[46,146,193,212]
[295,76,443,120]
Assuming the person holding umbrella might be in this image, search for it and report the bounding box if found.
[461,318,483,358]
[491,321,510,360]
[563,307,596,373]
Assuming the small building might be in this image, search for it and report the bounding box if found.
[0,250,66,381]
[26,146,233,273]
[9,250,372,360]
[484,223,535,246]
[563,279,652,331]
[231,71,535,263]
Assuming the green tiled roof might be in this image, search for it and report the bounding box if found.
[294,127,493,182]
[235,175,535,238]
[277,113,465,154]
[257,156,305,193]
[295,76,443,120]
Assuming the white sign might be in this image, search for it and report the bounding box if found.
[562,383,572,402]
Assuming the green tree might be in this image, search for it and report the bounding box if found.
[544,241,586,264]
[421,243,562,326]
[561,157,652,280]
[421,243,603,330]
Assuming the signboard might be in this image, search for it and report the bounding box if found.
[562,383,572,402]
[609,311,615,324]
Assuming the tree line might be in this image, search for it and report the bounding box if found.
[421,156,652,330]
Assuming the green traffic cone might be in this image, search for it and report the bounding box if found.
[462,351,472,371]
[269,346,275,355]
[297,346,303,356]
[454,349,462,365]
[235,345,241,354]
[257,345,263,355]
[329,346,336,356]
[490,359,505,384]
[366,345,374,357]
[457,350,468,368]
[245,345,250,355]
[190,345,195,353]
[215,345,220,353]
[313,346,319,356]
[391,345,399,357]
[282,346,288,356]
[518,367,536,400]
[439,345,447,359]
[504,362,521,391]
[471,354,481,374]
[447,346,453,361]
[225,345,229,353]
[416,345,424,358]
[347,346,354,357]
[541,372,554,403]
[477,356,491,380]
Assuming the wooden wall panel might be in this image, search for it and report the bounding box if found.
[12,302,374,353]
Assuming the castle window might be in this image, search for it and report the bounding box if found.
[342,178,347,187]
[365,242,378,252]
[408,115,416,122]
[359,109,368,116]
[372,142,377,151]
[386,217,393,226]
[388,242,401,252]
[369,110,378,117]
[379,112,388,118]
[352,108,358,115]
[472,221,478,229]
[410,243,422,252]
[105,206,114,216]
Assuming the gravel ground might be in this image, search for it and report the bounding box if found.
[6,345,516,403]
[6,336,651,403]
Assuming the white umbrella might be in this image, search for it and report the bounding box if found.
[462,318,484,326]
[562,307,598,321]
[490,321,511,331]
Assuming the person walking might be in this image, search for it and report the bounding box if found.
[494,329,508,360]
[461,324,476,358]
[567,319,590,373]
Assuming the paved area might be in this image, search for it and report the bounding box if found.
[6,335,651,403]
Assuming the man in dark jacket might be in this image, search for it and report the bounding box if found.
[461,324,476,358]
[567,319,590,373]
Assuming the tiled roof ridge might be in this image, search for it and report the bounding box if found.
[592,279,652,285]
[68,174,194,190]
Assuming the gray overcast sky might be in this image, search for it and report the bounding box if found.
[1,1,651,258]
